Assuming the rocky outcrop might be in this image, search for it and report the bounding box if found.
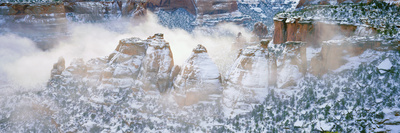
[50,33,175,92]
[108,37,147,79]
[273,16,367,44]
[252,22,269,41]
[50,57,66,79]
[223,43,271,117]
[173,45,222,106]
[105,33,175,92]
[137,33,174,93]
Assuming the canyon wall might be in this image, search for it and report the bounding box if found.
[1,0,238,17]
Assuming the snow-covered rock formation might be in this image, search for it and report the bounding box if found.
[223,41,271,117]
[136,33,174,93]
[172,44,222,106]
[50,57,65,79]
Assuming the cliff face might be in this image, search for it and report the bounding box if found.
[223,42,273,117]
[146,0,238,15]
[0,3,65,15]
[273,17,367,45]
[310,39,383,76]
[276,42,307,88]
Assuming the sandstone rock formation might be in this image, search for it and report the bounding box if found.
[137,33,174,93]
[223,44,271,117]
[51,33,175,92]
[108,37,147,79]
[50,57,65,79]
[63,58,87,77]
[172,44,222,106]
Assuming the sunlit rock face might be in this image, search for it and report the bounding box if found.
[223,44,270,117]
[172,44,222,106]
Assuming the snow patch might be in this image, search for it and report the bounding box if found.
[377,58,393,73]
